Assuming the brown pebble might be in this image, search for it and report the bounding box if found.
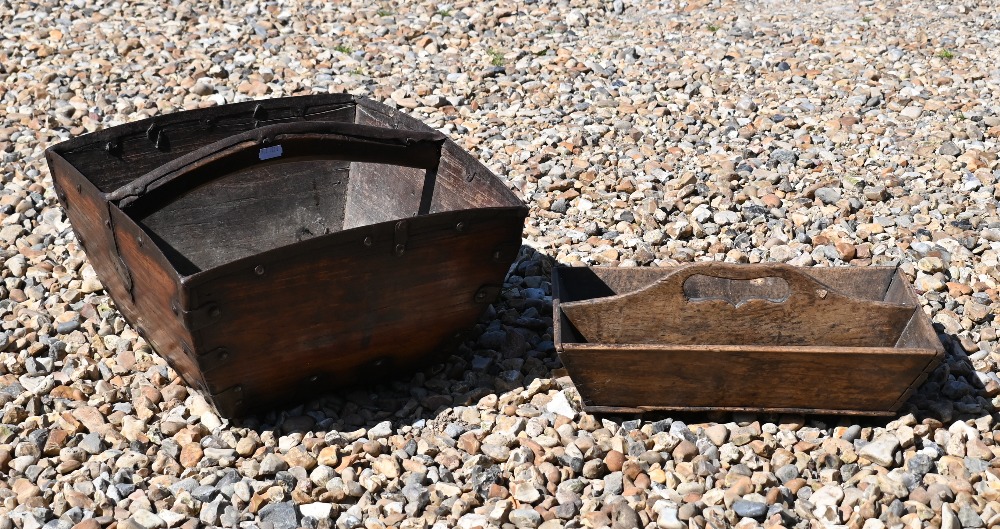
[49,385,85,401]
[946,282,973,297]
[672,440,699,462]
[179,443,203,468]
[622,460,642,480]
[457,431,480,453]
[317,446,339,467]
[765,487,782,505]
[12,478,40,504]
[835,241,856,261]
[682,492,701,503]
[604,450,625,472]
[583,511,611,527]
[43,429,69,456]
[488,483,509,499]
[785,477,807,494]
[236,437,258,457]
[761,193,782,209]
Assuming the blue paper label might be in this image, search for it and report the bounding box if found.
[259,145,283,160]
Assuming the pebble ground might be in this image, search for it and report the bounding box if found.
[2,0,1000,528]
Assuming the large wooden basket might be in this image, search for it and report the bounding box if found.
[553,263,944,416]
[46,94,527,416]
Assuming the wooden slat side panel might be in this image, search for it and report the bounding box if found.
[344,163,426,228]
[804,266,897,301]
[560,346,933,412]
[560,264,917,348]
[47,153,137,319]
[558,266,903,306]
[355,100,433,132]
[354,102,524,211]
[885,268,919,304]
[896,306,944,351]
[434,142,525,210]
[110,207,206,392]
[141,161,351,274]
[53,94,357,193]
[185,210,525,413]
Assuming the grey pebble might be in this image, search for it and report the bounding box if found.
[509,508,542,528]
[260,501,301,529]
[732,499,768,520]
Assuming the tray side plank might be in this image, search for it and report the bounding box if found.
[559,344,939,413]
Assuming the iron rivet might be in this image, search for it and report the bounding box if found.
[209,307,221,318]
[455,222,465,232]
[220,352,229,361]
[373,359,385,367]
[235,400,244,407]
[475,291,486,302]
[394,244,405,256]
[137,236,144,247]
[466,172,475,182]
[363,236,373,247]
[254,265,265,275]
[493,251,502,260]
[104,220,112,229]
[235,386,243,393]
[309,375,318,382]
[76,184,82,193]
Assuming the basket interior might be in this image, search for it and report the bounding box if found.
[136,156,451,274]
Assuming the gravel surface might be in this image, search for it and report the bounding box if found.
[3,0,1000,528]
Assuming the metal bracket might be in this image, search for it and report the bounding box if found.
[146,122,168,151]
[474,285,502,304]
[199,347,231,373]
[181,302,222,331]
[492,241,520,264]
[211,384,244,416]
[105,206,135,303]
[394,220,408,256]
[104,138,122,156]
[112,256,134,300]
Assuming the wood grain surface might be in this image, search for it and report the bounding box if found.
[559,262,917,347]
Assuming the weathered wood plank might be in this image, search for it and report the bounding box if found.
[560,262,916,347]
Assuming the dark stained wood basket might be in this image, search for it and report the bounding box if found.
[46,94,528,416]
[553,263,944,416]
